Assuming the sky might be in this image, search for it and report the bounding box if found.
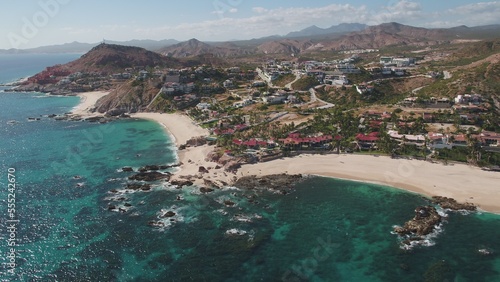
[1,0,500,49]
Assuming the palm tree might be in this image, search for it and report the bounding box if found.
[466,132,482,166]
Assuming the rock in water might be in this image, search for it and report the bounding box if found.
[234,174,303,191]
[128,171,170,181]
[394,206,442,237]
[200,187,214,193]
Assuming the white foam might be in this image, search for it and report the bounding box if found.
[225,228,247,236]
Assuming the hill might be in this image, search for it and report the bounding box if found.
[64,43,181,73]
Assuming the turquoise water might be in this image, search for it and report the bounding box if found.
[0,53,81,84]
[1,57,500,281]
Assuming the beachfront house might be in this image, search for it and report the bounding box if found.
[279,133,334,150]
[355,132,380,150]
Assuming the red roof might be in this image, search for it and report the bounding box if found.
[356,133,380,142]
[233,138,269,147]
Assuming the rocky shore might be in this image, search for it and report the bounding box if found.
[394,206,442,238]
[394,196,478,248]
[233,174,304,194]
[431,196,477,211]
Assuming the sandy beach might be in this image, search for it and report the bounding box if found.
[73,97,500,213]
[130,113,232,186]
[131,112,209,146]
[70,91,110,116]
[132,112,500,213]
[239,154,500,213]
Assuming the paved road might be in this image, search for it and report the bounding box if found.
[285,71,301,90]
[309,87,335,109]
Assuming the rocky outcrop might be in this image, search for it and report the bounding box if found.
[126,183,152,191]
[200,187,214,193]
[185,136,207,147]
[170,179,194,188]
[198,166,209,174]
[394,206,442,237]
[431,196,477,211]
[128,171,170,182]
[234,174,303,191]
[160,211,176,218]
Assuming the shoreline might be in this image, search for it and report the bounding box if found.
[132,111,500,213]
[238,154,500,214]
[130,112,233,187]
[69,91,110,116]
[71,95,500,213]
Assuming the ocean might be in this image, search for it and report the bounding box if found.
[1,54,500,281]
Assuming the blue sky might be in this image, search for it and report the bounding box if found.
[2,0,500,49]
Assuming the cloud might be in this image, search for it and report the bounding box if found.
[136,4,370,41]
[444,1,500,26]
[67,1,500,44]
[368,0,424,25]
[252,7,267,14]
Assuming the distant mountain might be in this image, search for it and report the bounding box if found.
[159,38,254,58]
[0,39,179,54]
[256,39,314,55]
[285,23,368,38]
[3,22,499,57]
[312,22,453,51]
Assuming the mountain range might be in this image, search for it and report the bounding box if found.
[2,22,499,57]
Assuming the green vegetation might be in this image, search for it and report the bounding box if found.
[291,76,319,91]
[273,74,296,87]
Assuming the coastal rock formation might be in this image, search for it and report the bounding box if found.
[234,174,303,191]
[431,196,477,211]
[185,136,207,147]
[198,166,209,174]
[139,165,160,171]
[200,187,214,193]
[128,171,171,182]
[126,183,152,191]
[394,206,442,237]
[170,179,194,188]
[160,211,176,218]
[122,167,134,172]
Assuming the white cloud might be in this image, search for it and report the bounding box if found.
[134,4,371,41]
[56,1,500,45]
[368,0,423,25]
[444,1,500,26]
[252,7,267,14]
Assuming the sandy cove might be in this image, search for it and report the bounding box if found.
[239,154,500,213]
[132,112,500,213]
[130,113,235,187]
[70,91,110,116]
[71,95,500,213]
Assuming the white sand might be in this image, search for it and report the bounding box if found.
[130,113,231,187]
[70,91,109,116]
[73,95,500,213]
[131,112,209,146]
[239,154,500,213]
